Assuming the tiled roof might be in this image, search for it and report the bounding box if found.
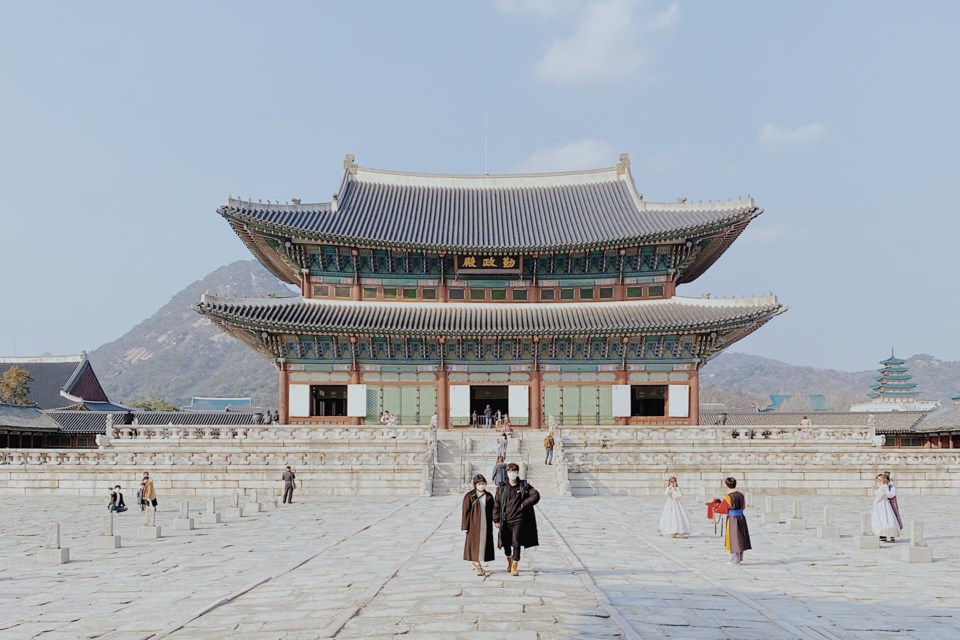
[700,411,927,432]
[0,356,87,410]
[913,406,960,432]
[0,403,60,432]
[196,295,785,338]
[44,411,260,435]
[220,157,760,254]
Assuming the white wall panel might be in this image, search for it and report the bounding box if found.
[347,384,367,417]
[450,385,471,417]
[612,385,631,417]
[289,384,310,418]
[668,384,690,418]
[509,385,529,418]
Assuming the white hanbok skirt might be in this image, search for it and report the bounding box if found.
[659,495,691,535]
[871,497,900,537]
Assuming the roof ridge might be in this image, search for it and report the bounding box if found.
[0,355,85,363]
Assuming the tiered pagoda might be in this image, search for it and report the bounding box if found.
[851,351,939,413]
[196,154,785,428]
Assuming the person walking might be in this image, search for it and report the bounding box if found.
[872,473,900,542]
[497,433,508,460]
[142,472,157,509]
[136,480,146,512]
[491,457,507,487]
[493,463,540,576]
[720,477,750,564]
[543,431,555,465]
[658,477,691,538]
[502,414,512,436]
[282,466,297,504]
[461,474,495,576]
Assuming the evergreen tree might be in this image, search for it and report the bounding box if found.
[0,366,33,405]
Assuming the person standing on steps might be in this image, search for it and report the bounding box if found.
[484,404,493,429]
[497,433,509,460]
[493,463,540,576]
[543,431,555,465]
[492,457,507,487]
[282,465,297,504]
[461,474,495,576]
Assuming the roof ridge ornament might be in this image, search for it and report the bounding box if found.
[344,154,358,175]
[616,153,630,176]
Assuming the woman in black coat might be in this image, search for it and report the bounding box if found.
[461,474,495,576]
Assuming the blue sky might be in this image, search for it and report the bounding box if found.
[2,1,957,371]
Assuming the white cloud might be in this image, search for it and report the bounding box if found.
[498,0,680,85]
[515,138,619,173]
[757,122,828,148]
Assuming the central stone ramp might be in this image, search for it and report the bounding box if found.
[433,429,559,497]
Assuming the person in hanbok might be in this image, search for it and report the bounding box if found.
[872,473,900,542]
[462,474,495,575]
[882,472,903,531]
[658,476,691,538]
[720,477,751,564]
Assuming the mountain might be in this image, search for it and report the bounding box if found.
[700,352,960,411]
[89,260,292,407]
[89,260,960,412]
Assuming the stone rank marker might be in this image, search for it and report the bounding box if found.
[224,492,243,519]
[817,505,840,539]
[137,506,162,540]
[761,496,780,524]
[94,514,121,550]
[242,489,263,517]
[173,501,195,531]
[901,521,933,563]
[200,497,221,524]
[38,523,70,565]
[788,499,807,531]
[855,512,879,549]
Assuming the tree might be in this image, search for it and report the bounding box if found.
[0,365,33,405]
[127,396,179,412]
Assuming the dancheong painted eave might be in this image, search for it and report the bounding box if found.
[218,154,761,256]
[194,294,786,339]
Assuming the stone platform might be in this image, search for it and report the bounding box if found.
[1,494,958,639]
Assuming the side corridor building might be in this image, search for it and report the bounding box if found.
[197,154,785,428]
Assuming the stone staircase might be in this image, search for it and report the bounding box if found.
[431,430,563,497]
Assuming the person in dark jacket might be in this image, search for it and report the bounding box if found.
[461,474,495,576]
[493,463,540,576]
[491,457,507,486]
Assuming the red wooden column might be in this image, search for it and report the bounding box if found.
[529,369,542,429]
[689,370,701,426]
[351,248,362,301]
[278,361,290,425]
[436,369,449,429]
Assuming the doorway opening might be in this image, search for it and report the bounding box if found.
[630,385,666,417]
[470,385,509,427]
[310,385,347,417]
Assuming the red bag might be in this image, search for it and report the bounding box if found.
[706,498,729,519]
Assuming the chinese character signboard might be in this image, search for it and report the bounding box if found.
[456,254,522,274]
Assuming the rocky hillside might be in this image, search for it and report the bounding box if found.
[89,260,293,407]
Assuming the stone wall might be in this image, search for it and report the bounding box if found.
[560,426,960,496]
[0,426,434,497]
[2,424,957,497]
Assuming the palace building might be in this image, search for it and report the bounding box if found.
[196,154,785,428]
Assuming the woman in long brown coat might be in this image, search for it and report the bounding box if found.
[461,474,495,576]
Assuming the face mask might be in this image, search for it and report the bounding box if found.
[507,471,519,481]
[475,484,486,492]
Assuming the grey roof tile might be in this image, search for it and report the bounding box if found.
[196,295,785,337]
[220,163,759,252]
[0,403,60,431]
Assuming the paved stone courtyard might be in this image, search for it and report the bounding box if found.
[1,494,957,640]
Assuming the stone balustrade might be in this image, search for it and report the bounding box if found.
[106,425,430,444]
[562,425,877,446]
